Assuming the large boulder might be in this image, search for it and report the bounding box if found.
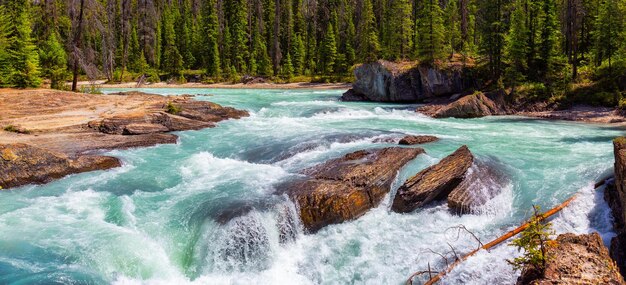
[0,143,121,189]
[606,137,626,276]
[398,135,439,145]
[447,160,508,214]
[341,60,473,102]
[392,146,473,213]
[282,147,424,232]
[516,233,625,285]
[433,91,508,118]
[91,99,249,135]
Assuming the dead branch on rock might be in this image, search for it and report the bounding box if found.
[446,224,484,249]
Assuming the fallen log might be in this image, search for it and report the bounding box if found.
[407,195,577,285]
[409,177,610,285]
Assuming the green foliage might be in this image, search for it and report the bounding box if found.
[320,23,337,74]
[0,6,13,86]
[356,0,380,63]
[79,84,103,95]
[281,53,294,80]
[161,6,183,78]
[508,205,555,274]
[382,0,413,60]
[39,32,67,89]
[416,0,446,64]
[166,101,181,115]
[3,0,40,88]
[592,0,624,70]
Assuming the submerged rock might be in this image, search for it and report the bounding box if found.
[341,60,473,102]
[282,147,424,232]
[392,146,473,213]
[398,135,439,145]
[516,233,625,285]
[606,137,626,276]
[0,143,120,189]
[433,91,508,118]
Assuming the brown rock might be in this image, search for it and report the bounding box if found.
[434,91,507,118]
[447,161,507,214]
[398,135,439,145]
[606,137,626,276]
[123,123,170,135]
[517,232,625,285]
[392,145,473,213]
[0,143,121,189]
[283,147,424,232]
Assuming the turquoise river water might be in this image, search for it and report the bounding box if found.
[0,88,623,284]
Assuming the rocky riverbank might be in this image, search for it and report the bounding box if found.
[0,89,248,189]
[342,61,626,124]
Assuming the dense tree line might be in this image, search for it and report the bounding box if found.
[0,0,624,90]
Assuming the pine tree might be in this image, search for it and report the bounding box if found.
[505,0,530,84]
[291,33,305,75]
[4,0,41,87]
[0,6,13,86]
[203,0,221,78]
[592,0,623,73]
[356,0,381,63]
[416,0,446,64]
[382,0,413,60]
[161,6,183,78]
[320,23,337,74]
[281,52,294,79]
[477,0,508,78]
[39,32,67,89]
[228,0,249,73]
[537,0,561,79]
[444,0,463,56]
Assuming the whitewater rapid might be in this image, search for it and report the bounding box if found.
[0,88,622,284]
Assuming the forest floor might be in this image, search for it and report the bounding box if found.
[81,80,352,90]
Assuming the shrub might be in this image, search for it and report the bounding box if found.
[166,102,181,115]
[508,205,555,276]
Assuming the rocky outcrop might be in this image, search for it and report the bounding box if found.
[447,160,508,214]
[606,137,626,276]
[392,146,473,213]
[517,233,625,285]
[433,91,508,118]
[398,135,439,145]
[0,143,121,189]
[341,60,473,102]
[281,147,424,232]
[91,100,248,135]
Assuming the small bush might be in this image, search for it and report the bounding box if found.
[3,125,30,134]
[508,205,555,276]
[80,84,103,95]
[166,102,181,115]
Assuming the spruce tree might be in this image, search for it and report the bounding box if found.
[0,6,13,86]
[592,0,623,72]
[444,0,462,56]
[320,23,337,74]
[4,0,41,87]
[161,6,183,78]
[203,0,221,78]
[291,33,306,75]
[505,0,530,84]
[39,32,67,89]
[228,0,249,73]
[416,0,445,64]
[356,0,381,63]
[281,52,294,79]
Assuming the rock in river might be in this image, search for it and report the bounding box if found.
[447,160,508,214]
[433,91,508,118]
[516,233,625,285]
[398,135,439,145]
[392,146,473,213]
[282,147,424,232]
[0,143,121,189]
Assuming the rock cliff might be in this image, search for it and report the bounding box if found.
[606,137,626,276]
[341,60,473,102]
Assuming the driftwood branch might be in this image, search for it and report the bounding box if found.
[406,176,611,285]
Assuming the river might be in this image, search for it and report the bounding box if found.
[0,88,622,284]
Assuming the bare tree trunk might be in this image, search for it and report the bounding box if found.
[273,0,281,75]
[72,0,85,92]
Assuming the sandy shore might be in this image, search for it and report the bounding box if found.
[79,80,352,90]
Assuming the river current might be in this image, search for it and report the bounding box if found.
[0,88,622,284]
